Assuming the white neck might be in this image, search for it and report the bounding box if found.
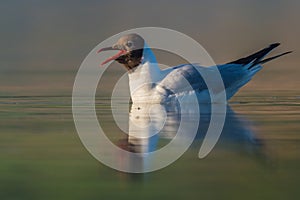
[128,43,162,102]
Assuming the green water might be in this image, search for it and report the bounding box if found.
[0,92,299,200]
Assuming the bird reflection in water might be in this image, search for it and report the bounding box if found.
[116,102,267,171]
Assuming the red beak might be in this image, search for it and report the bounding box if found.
[97,47,127,66]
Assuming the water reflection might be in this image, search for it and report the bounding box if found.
[117,102,266,169]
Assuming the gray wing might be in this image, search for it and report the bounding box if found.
[218,63,262,99]
[157,63,262,98]
[156,43,290,99]
[157,64,208,95]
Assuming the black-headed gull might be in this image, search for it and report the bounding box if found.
[98,34,291,104]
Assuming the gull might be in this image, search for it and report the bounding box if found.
[98,34,291,104]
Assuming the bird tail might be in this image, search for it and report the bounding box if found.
[227,43,292,69]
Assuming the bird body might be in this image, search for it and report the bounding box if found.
[127,60,260,104]
[98,34,291,104]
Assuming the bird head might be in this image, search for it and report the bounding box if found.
[98,33,145,71]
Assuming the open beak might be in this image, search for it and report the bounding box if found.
[97,46,127,66]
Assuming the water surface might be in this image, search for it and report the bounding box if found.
[0,92,299,200]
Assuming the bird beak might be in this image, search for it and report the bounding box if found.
[97,46,127,66]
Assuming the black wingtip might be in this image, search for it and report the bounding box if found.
[227,42,282,66]
[270,43,280,48]
[258,50,293,65]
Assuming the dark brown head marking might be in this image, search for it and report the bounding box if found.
[99,33,145,72]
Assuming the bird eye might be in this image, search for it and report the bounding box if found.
[127,41,133,48]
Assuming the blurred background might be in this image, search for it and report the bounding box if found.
[0,1,299,200]
[0,0,299,96]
